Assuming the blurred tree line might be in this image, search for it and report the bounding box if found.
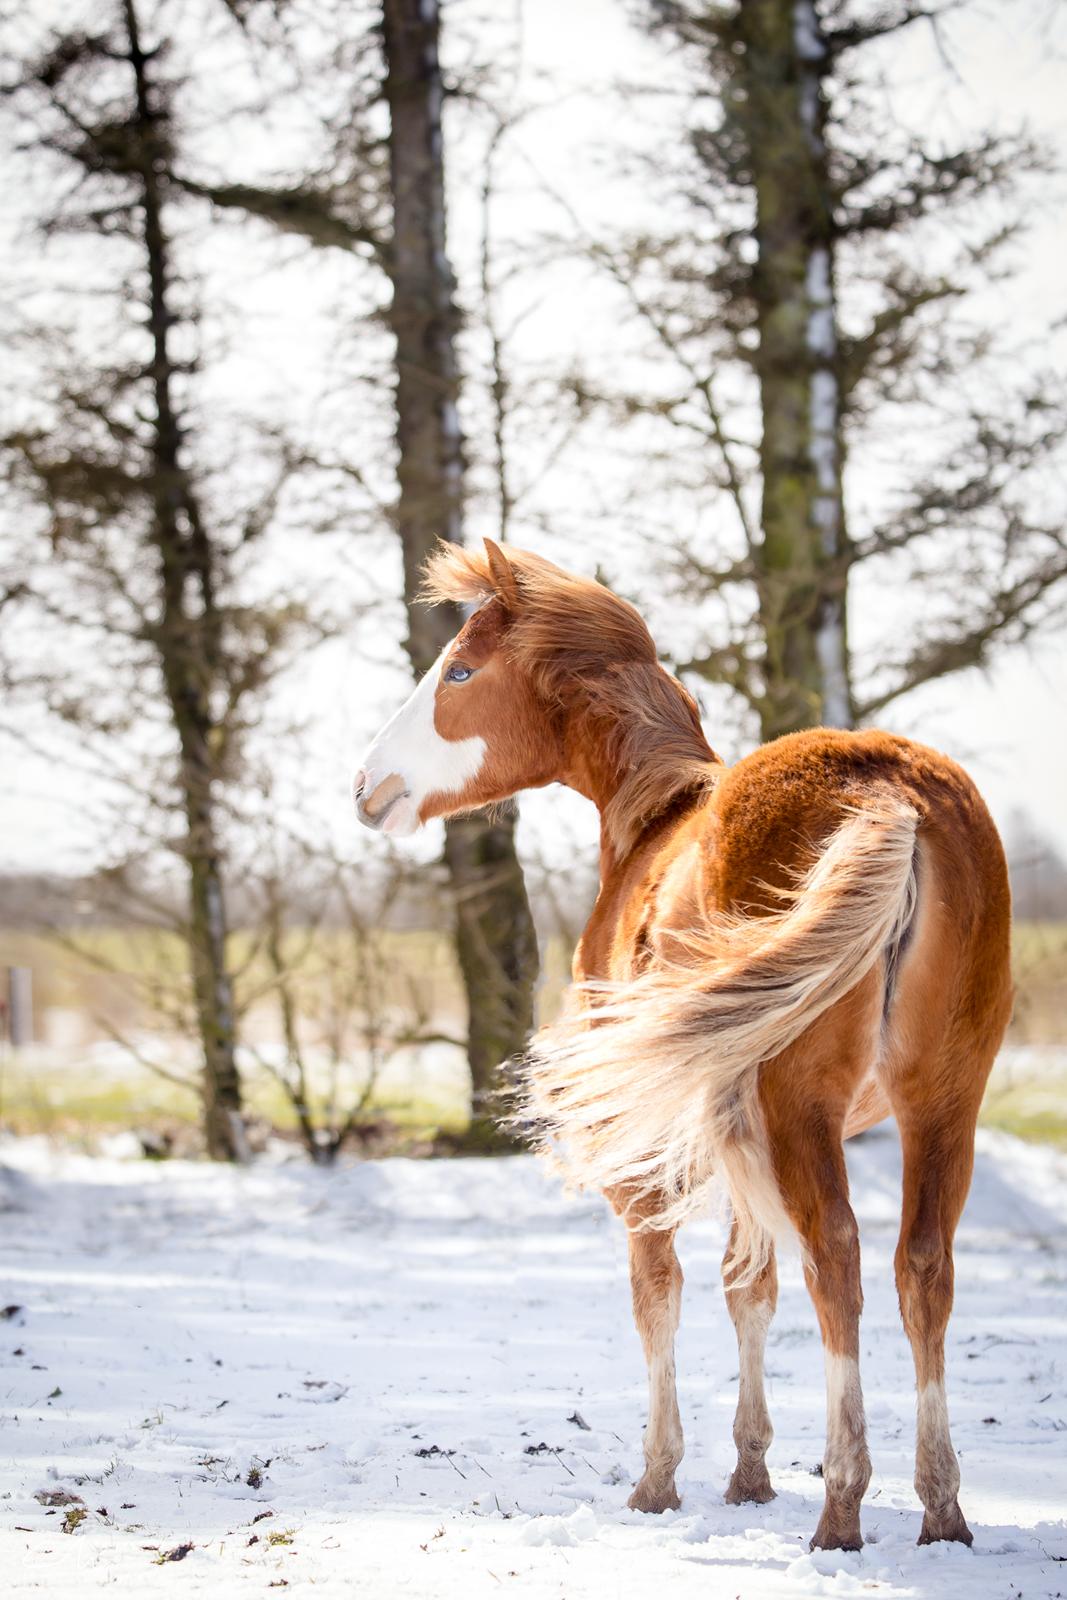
[0,0,1064,1159]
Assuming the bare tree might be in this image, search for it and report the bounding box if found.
[561,0,1067,739]
[238,829,455,1163]
[382,0,538,1144]
[173,0,539,1144]
[0,0,322,1156]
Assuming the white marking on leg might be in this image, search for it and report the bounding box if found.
[356,646,486,836]
[823,1353,870,1498]
[734,1295,773,1459]
[629,1240,684,1510]
[644,1347,683,1482]
[915,1379,960,1510]
[724,1278,776,1503]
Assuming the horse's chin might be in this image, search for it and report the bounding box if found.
[380,794,421,838]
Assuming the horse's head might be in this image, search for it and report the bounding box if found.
[353,540,563,837]
[354,537,711,848]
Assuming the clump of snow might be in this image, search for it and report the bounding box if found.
[520,1502,598,1545]
[1,1125,1065,1596]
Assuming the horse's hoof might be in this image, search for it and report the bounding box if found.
[724,1464,776,1505]
[810,1511,862,1552]
[628,1477,681,1514]
[918,1501,973,1546]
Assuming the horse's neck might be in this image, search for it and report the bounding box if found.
[560,684,719,865]
[559,666,715,813]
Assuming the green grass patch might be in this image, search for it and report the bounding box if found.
[0,920,1062,1154]
[980,1105,1067,1148]
[980,1067,1067,1150]
[0,1054,470,1146]
[1009,922,1067,1045]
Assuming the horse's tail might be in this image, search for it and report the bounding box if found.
[521,795,918,1282]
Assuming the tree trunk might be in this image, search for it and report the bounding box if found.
[742,0,854,740]
[125,0,245,1160]
[443,816,538,1138]
[381,0,537,1145]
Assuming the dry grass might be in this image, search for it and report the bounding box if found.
[1006,922,1067,1045]
[0,922,1062,1147]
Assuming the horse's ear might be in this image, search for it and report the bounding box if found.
[484,538,521,611]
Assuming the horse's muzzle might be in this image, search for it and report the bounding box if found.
[354,769,410,831]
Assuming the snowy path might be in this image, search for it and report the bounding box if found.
[1,1127,1065,1597]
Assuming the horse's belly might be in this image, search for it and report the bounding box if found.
[844,1071,892,1139]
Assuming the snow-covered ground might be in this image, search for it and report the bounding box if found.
[1,1126,1065,1598]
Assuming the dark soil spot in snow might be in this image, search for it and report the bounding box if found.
[154,1542,194,1563]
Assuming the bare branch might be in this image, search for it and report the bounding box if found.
[173,175,385,263]
[825,1,966,55]
[856,547,1067,719]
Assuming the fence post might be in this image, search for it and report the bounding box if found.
[7,967,33,1047]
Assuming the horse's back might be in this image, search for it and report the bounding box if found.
[709,727,1005,914]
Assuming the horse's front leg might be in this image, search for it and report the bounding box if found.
[625,1224,684,1513]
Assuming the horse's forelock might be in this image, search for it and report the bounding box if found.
[420,542,497,608]
[421,539,671,750]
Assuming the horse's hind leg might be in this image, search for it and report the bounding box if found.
[889,1071,991,1545]
[625,1224,684,1512]
[881,851,1010,1546]
[723,1225,777,1504]
[762,1083,872,1551]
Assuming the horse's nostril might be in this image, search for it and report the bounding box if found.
[353,770,366,801]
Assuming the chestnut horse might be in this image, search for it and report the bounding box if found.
[354,538,1012,1552]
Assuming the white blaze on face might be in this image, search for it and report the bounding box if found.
[354,647,487,838]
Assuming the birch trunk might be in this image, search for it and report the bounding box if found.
[743,0,853,740]
[382,0,537,1143]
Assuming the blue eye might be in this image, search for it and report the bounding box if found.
[445,663,472,683]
